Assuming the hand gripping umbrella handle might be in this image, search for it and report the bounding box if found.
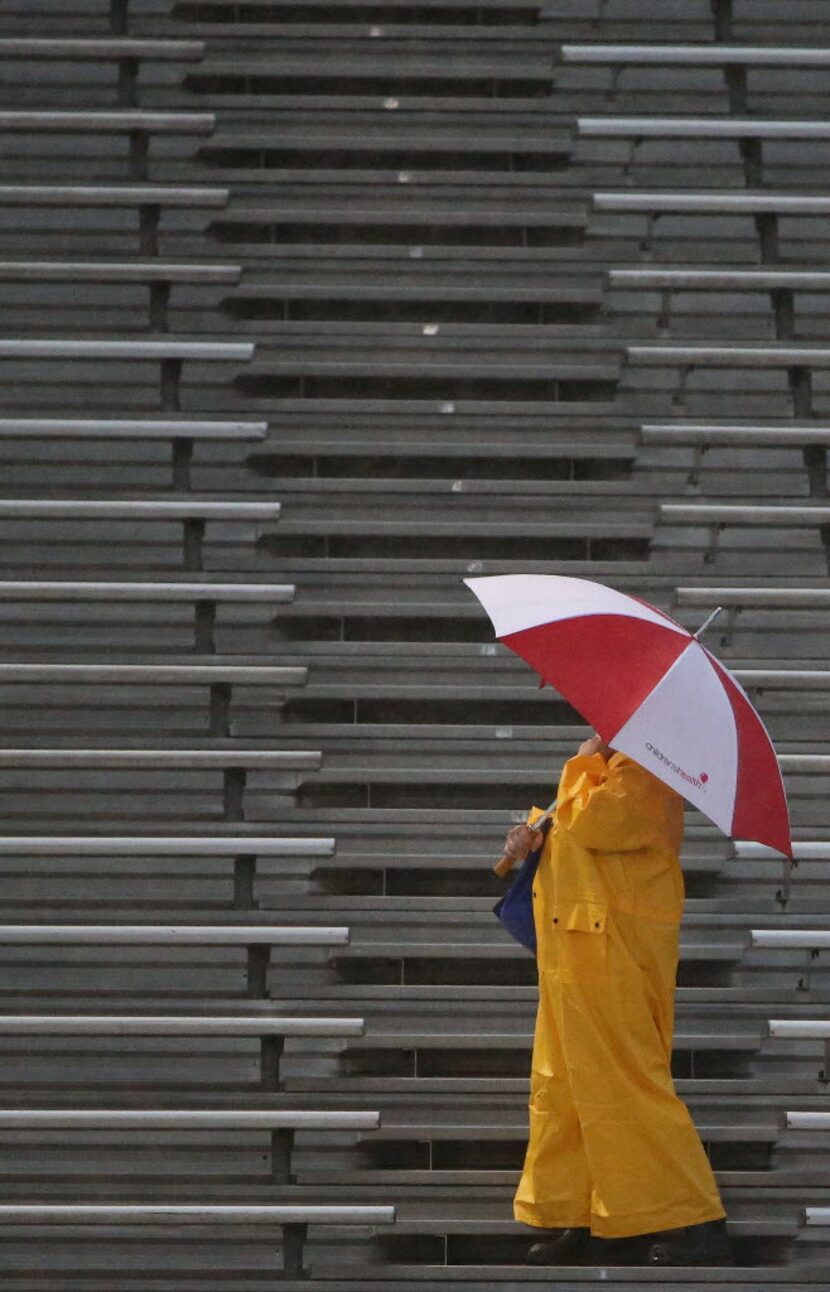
[493,800,557,877]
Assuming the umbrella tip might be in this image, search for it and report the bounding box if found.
[693,605,724,641]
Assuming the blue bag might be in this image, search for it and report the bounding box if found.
[493,818,552,955]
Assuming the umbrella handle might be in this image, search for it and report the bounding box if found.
[493,805,556,877]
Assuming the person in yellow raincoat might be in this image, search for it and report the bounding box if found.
[500,734,733,1267]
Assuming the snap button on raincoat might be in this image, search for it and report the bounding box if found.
[513,750,726,1239]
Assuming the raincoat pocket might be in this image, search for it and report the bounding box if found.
[547,900,608,985]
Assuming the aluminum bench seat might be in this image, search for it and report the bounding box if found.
[0,338,252,361]
[752,931,830,950]
[0,580,293,652]
[629,344,830,369]
[768,1020,830,1087]
[580,117,830,141]
[0,183,228,208]
[0,260,240,284]
[0,1108,383,1187]
[554,44,830,118]
[0,748,324,823]
[0,38,205,61]
[0,664,306,685]
[0,110,215,135]
[562,44,830,67]
[592,193,830,257]
[0,185,228,255]
[0,832,333,904]
[0,924,349,945]
[0,747,323,819]
[0,1108,378,1129]
[0,1205,392,1223]
[0,1203,394,1281]
[0,1014,362,1035]
[765,1018,827,1038]
[0,499,279,572]
[778,755,830,774]
[614,269,830,291]
[610,271,830,334]
[660,503,830,531]
[0,834,334,857]
[0,338,254,409]
[0,749,321,768]
[0,579,291,600]
[656,501,827,558]
[0,1006,366,1091]
[789,1113,830,1129]
[0,418,265,440]
[595,192,830,215]
[645,424,830,448]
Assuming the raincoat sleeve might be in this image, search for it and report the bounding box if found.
[554,752,667,852]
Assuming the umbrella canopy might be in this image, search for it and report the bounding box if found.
[464,574,791,858]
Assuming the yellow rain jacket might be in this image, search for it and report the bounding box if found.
[513,750,725,1239]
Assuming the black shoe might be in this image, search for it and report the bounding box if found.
[527,1226,590,1265]
[648,1218,735,1267]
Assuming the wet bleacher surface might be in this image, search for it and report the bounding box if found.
[0,0,828,1286]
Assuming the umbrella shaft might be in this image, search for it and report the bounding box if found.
[693,606,724,640]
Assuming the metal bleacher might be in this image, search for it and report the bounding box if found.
[1,0,830,1288]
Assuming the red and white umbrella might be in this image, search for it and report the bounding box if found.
[464,574,791,858]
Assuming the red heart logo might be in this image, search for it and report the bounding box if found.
[700,772,709,783]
